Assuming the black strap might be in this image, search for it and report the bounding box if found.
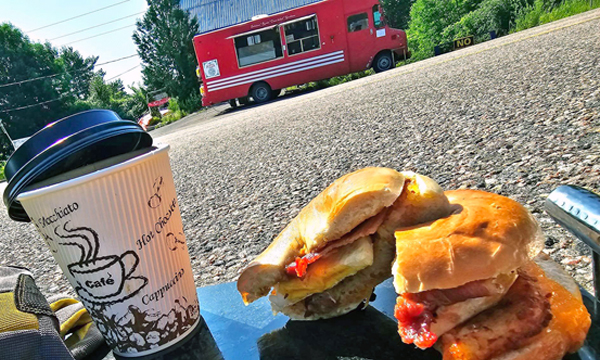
[14,274,54,317]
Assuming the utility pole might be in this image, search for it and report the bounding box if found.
[0,121,15,150]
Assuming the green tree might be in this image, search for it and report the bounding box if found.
[381,0,417,30]
[73,75,131,119]
[55,47,98,101]
[133,0,201,113]
[125,84,150,120]
[0,24,97,158]
[406,0,486,60]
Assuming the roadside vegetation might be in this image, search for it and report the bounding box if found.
[154,98,188,128]
[514,0,600,30]
[382,0,600,62]
[287,70,375,93]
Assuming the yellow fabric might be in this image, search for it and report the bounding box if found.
[58,307,92,337]
[0,292,38,332]
[49,298,79,312]
[64,322,92,348]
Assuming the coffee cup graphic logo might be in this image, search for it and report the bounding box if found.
[68,251,145,301]
[56,221,148,305]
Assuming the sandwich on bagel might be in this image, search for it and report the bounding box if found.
[237,167,452,320]
[392,189,591,359]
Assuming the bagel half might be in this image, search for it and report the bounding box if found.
[393,190,545,294]
[392,189,590,359]
[237,168,452,320]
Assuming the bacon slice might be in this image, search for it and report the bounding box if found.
[404,278,500,309]
[395,276,515,349]
[285,207,392,278]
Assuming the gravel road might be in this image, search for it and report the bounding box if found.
[1,9,599,298]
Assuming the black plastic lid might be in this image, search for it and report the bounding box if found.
[4,109,153,222]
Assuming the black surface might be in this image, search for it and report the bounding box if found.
[3,109,152,222]
[96,278,600,360]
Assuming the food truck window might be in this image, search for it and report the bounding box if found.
[372,5,385,29]
[234,28,283,67]
[347,13,369,32]
[283,16,320,56]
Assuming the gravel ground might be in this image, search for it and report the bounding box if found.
[1,9,599,298]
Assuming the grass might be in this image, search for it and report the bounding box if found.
[154,98,188,129]
[0,161,5,182]
[154,110,185,128]
[515,0,600,31]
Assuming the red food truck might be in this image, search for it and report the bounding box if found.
[192,0,408,107]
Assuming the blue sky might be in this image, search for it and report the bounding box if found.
[1,0,149,89]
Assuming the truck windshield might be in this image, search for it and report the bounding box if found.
[234,28,283,67]
[283,16,320,56]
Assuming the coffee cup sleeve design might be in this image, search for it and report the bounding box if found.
[54,221,100,262]
[89,296,200,353]
[166,232,186,251]
[148,177,164,209]
[120,251,140,279]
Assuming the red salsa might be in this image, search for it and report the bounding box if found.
[394,296,438,348]
[285,253,321,278]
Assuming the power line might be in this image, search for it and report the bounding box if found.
[0,54,139,89]
[106,64,141,82]
[1,62,143,113]
[27,0,132,33]
[61,24,137,46]
[0,98,63,114]
[49,12,144,41]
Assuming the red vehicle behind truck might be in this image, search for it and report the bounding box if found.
[192,0,408,107]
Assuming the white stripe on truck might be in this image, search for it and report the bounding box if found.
[205,50,345,92]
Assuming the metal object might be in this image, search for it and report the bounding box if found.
[546,185,600,317]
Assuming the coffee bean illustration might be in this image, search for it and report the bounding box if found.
[148,177,164,208]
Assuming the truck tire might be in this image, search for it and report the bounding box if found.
[251,82,272,104]
[373,51,394,73]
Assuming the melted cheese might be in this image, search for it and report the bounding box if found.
[272,236,374,305]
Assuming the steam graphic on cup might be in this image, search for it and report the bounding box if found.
[55,221,148,304]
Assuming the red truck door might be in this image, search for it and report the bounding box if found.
[345,4,390,72]
[345,10,375,72]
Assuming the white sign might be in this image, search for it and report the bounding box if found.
[202,59,221,79]
[376,29,386,38]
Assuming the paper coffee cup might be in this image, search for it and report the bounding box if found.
[18,144,200,357]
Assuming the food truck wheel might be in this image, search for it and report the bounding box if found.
[251,82,272,103]
[373,51,394,73]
